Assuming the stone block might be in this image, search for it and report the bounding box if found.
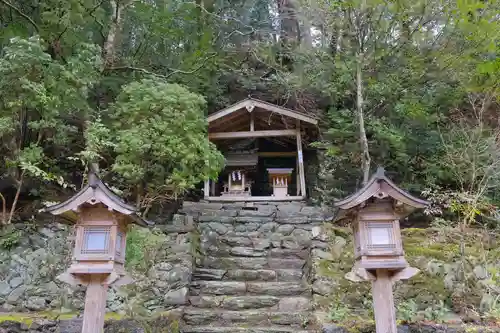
[277,297,312,311]
[193,269,227,281]
[221,296,280,309]
[224,269,277,281]
[230,247,267,257]
[268,258,305,269]
[164,287,188,305]
[247,282,309,296]
[270,248,309,259]
[191,281,247,295]
[276,269,303,282]
[276,224,295,235]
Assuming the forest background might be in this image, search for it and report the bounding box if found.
[0,0,499,229]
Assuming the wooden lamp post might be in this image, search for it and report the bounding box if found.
[334,167,429,333]
[42,168,149,333]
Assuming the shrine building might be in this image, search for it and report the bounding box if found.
[205,98,318,201]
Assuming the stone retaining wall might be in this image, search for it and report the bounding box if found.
[0,214,196,316]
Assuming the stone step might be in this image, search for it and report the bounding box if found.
[189,295,312,311]
[200,246,309,260]
[200,256,306,270]
[183,308,310,326]
[190,281,309,296]
[193,268,303,282]
[182,325,312,333]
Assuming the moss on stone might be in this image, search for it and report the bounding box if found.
[0,313,35,326]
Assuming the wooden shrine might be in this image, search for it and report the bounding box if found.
[205,98,318,201]
[334,167,429,333]
[267,168,293,197]
[42,167,149,333]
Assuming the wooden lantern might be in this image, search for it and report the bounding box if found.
[42,169,149,333]
[334,167,428,333]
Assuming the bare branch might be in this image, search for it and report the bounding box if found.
[1,0,39,32]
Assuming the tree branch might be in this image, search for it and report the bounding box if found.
[107,53,218,79]
[1,0,39,32]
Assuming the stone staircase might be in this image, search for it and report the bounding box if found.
[180,201,332,333]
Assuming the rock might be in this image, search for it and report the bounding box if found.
[311,226,322,239]
[9,277,24,289]
[164,287,188,305]
[222,237,253,247]
[221,296,280,309]
[225,269,277,281]
[473,265,488,279]
[312,249,334,261]
[277,225,295,235]
[276,269,303,282]
[208,222,229,235]
[277,204,302,214]
[313,279,335,296]
[192,281,246,295]
[247,282,308,296]
[193,269,226,280]
[235,223,259,232]
[234,216,273,224]
[277,297,312,311]
[253,239,271,250]
[230,247,266,257]
[323,324,348,333]
[25,296,47,310]
[268,258,305,269]
[258,222,277,233]
[0,281,11,296]
[7,286,26,303]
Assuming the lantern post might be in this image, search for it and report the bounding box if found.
[42,168,150,333]
[334,167,429,333]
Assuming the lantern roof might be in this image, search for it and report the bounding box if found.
[334,167,429,212]
[42,169,149,227]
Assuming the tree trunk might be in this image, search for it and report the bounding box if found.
[8,171,24,224]
[356,53,371,184]
[103,0,125,66]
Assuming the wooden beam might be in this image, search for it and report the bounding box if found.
[250,112,255,131]
[257,152,296,157]
[207,196,305,202]
[296,120,306,197]
[209,129,296,140]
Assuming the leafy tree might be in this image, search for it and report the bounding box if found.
[104,79,224,217]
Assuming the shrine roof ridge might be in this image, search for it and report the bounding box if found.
[334,167,429,211]
[208,97,319,125]
[41,169,150,227]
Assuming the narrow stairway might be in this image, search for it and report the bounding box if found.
[182,206,316,333]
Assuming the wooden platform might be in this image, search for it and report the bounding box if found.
[206,196,305,202]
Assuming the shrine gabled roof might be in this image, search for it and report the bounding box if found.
[334,167,429,211]
[208,98,318,126]
[41,170,149,226]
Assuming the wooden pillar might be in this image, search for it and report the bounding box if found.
[210,180,216,196]
[296,157,300,195]
[204,180,210,198]
[296,120,306,197]
[372,269,397,333]
[82,275,108,333]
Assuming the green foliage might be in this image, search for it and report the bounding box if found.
[0,226,21,250]
[105,79,224,211]
[328,303,352,323]
[125,226,165,272]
